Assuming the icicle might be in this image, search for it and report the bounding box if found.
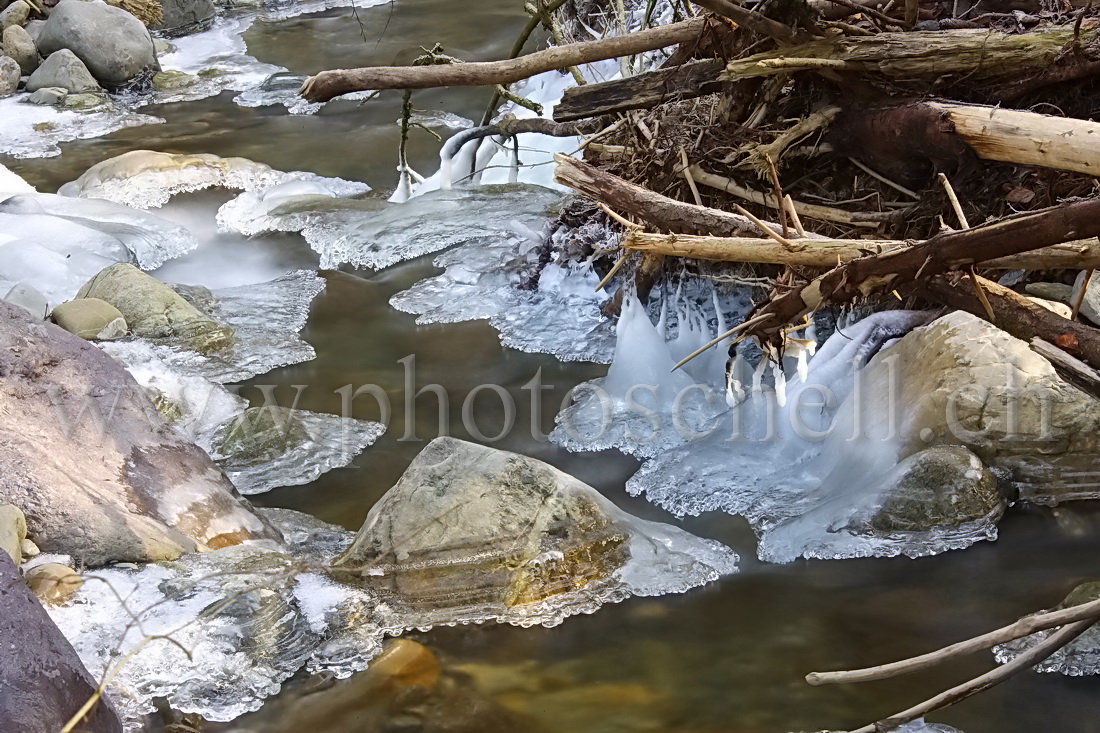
[772,359,787,407]
[725,353,748,407]
[796,346,810,383]
[751,354,768,398]
[390,167,412,204]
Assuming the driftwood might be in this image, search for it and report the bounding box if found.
[624,231,1100,269]
[299,17,708,103]
[554,59,727,121]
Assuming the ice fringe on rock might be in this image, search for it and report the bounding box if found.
[47,463,736,729]
[813,719,963,733]
[993,582,1100,676]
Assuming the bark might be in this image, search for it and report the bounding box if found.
[554,59,728,121]
[690,0,805,43]
[738,198,1100,348]
[624,231,1100,269]
[299,17,708,102]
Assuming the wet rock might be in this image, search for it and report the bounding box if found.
[0,550,124,732]
[1026,296,1072,319]
[76,263,233,352]
[20,537,39,558]
[25,562,83,604]
[864,446,1005,533]
[26,48,100,93]
[0,0,29,31]
[0,299,280,565]
[213,405,311,469]
[4,282,48,318]
[61,90,108,110]
[1071,270,1100,326]
[0,54,18,96]
[51,297,127,340]
[151,68,194,91]
[151,0,215,36]
[3,25,39,75]
[890,311,1100,505]
[36,0,159,88]
[335,437,633,610]
[25,84,66,103]
[0,503,27,564]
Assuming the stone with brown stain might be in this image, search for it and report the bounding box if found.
[25,562,83,605]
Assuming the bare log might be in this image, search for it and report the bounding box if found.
[553,153,790,237]
[554,59,727,121]
[624,231,1100,269]
[300,17,708,103]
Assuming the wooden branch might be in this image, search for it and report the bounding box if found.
[299,17,709,102]
[690,0,803,43]
[736,198,1100,350]
[1030,338,1100,402]
[624,232,1100,269]
[554,59,727,121]
[916,273,1100,372]
[553,153,793,237]
[807,596,1100,686]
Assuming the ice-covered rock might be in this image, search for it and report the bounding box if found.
[0,93,161,159]
[3,282,48,318]
[993,581,1100,676]
[0,300,280,565]
[334,437,738,629]
[816,720,963,733]
[0,163,35,195]
[216,176,377,236]
[37,0,159,88]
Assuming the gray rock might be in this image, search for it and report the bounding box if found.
[4,282,48,318]
[25,84,65,103]
[50,297,128,339]
[0,0,29,31]
[1024,282,1073,303]
[36,0,159,87]
[0,504,26,565]
[1072,270,1100,326]
[22,18,45,42]
[335,437,632,610]
[0,54,17,96]
[60,90,107,110]
[152,36,171,54]
[0,550,124,733]
[213,406,310,469]
[0,299,281,565]
[26,48,100,93]
[3,25,39,75]
[865,446,1005,533]
[152,0,214,36]
[77,263,233,353]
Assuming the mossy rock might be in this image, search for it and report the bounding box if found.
[61,93,109,111]
[213,406,310,469]
[145,387,184,423]
[1058,581,1100,609]
[152,70,196,92]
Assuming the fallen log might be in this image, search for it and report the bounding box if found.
[299,17,708,103]
[553,153,789,237]
[624,231,1100,269]
[676,198,1100,363]
[554,59,727,121]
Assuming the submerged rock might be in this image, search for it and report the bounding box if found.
[335,437,738,625]
[51,297,128,339]
[27,48,101,93]
[213,405,311,468]
[37,0,159,87]
[0,503,27,565]
[77,263,233,352]
[0,299,279,565]
[0,550,124,733]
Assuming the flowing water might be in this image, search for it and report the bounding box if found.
[5,1,1100,731]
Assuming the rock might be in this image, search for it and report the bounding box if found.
[20,538,39,558]
[22,18,45,42]
[0,504,27,565]
[1024,282,1073,303]
[0,299,280,565]
[1071,270,1100,326]
[50,297,128,339]
[0,550,124,732]
[4,282,48,318]
[25,85,66,104]
[76,263,233,352]
[61,90,108,110]
[1026,296,1072,319]
[213,406,311,469]
[26,48,100,93]
[335,437,633,610]
[864,446,1005,533]
[152,0,214,36]
[3,25,39,75]
[25,562,83,604]
[36,0,159,88]
[0,0,29,31]
[368,639,442,691]
[0,54,17,96]
[885,311,1100,505]
[152,37,171,54]
[151,68,195,92]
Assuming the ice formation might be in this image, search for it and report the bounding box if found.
[993,583,1100,676]
[0,163,36,195]
[816,720,962,733]
[48,481,736,729]
[0,95,163,160]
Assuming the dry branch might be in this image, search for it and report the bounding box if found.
[299,17,708,102]
[554,59,727,121]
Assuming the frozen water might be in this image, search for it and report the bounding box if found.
[216,176,374,237]
[993,584,1100,676]
[0,164,35,195]
[48,488,735,728]
[813,720,963,733]
[0,95,163,160]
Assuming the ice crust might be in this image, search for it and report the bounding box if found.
[48,497,736,728]
[993,612,1100,676]
[815,720,962,733]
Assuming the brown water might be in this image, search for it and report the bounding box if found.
[6,2,1100,731]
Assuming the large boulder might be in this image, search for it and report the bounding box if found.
[2,24,39,75]
[0,504,26,564]
[0,54,17,96]
[879,311,1100,505]
[0,300,280,565]
[151,0,215,36]
[76,263,232,352]
[335,437,635,609]
[36,0,158,88]
[0,550,124,733]
[26,48,100,93]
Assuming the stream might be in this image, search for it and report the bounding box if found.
[4,0,1100,731]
